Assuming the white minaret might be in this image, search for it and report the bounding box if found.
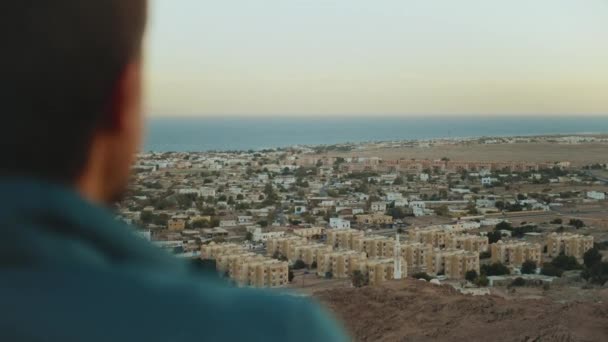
[393,233,402,279]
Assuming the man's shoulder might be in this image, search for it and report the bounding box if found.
[0,268,348,342]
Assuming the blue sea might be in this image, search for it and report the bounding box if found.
[144,116,608,152]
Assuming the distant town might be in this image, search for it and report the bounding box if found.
[117,134,608,297]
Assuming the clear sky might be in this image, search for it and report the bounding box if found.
[145,0,608,117]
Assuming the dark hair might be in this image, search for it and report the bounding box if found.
[0,1,147,182]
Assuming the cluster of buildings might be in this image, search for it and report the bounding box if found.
[201,242,289,288]
[115,138,606,289]
[262,223,487,286]
[491,233,594,268]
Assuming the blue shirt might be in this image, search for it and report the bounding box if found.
[0,179,348,341]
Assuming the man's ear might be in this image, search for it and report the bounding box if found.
[104,61,142,133]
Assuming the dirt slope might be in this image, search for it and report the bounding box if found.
[315,280,608,342]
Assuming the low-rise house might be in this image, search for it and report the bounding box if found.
[587,191,606,200]
[355,213,393,225]
[202,227,229,239]
[293,227,324,239]
[371,201,387,212]
[252,228,286,243]
[167,218,186,231]
[237,216,253,224]
[219,219,238,228]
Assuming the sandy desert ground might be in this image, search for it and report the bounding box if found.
[315,279,608,342]
[320,143,608,166]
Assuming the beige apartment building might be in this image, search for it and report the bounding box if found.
[355,213,394,225]
[317,250,367,278]
[201,242,243,260]
[353,235,395,258]
[200,242,289,288]
[266,236,307,259]
[237,259,289,288]
[289,243,333,266]
[217,252,264,277]
[326,228,365,250]
[358,258,407,286]
[293,227,325,239]
[448,234,489,253]
[409,227,463,248]
[491,240,542,267]
[401,242,434,273]
[546,233,594,260]
[431,249,480,279]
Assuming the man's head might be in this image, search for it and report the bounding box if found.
[0,1,148,204]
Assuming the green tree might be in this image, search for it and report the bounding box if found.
[569,219,585,229]
[583,248,602,268]
[510,277,526,287]
[288,270,295,282]
[412,272,432,281]
[521,260,537,274]
[292,259,307,270]
[435,205,450,217]
[582,262,608,285]
[551,254,580,271]
[487,231,502,244]
[465,270,478,282]
[475,275,489,287]
[481,262,510,276]
[495,221,513,231]
[245,231,253,241]
[352,270,367,288]
[540,263,563,277]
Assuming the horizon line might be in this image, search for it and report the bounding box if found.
[147,113,608,119]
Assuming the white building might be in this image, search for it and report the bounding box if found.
[352,208,365,215]
[199,187,216,198]
[386,192,404,202]
[273,176,296,186]
[238,216,253,225]
[587,191,606,200]
[371,201,387,212]
[330,218,351,229]
[178,188,200,195]
[481,177,497,186]
[476,198,496,208]
[219,220,238,228]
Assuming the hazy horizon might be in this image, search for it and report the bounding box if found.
[145,0,608,117]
